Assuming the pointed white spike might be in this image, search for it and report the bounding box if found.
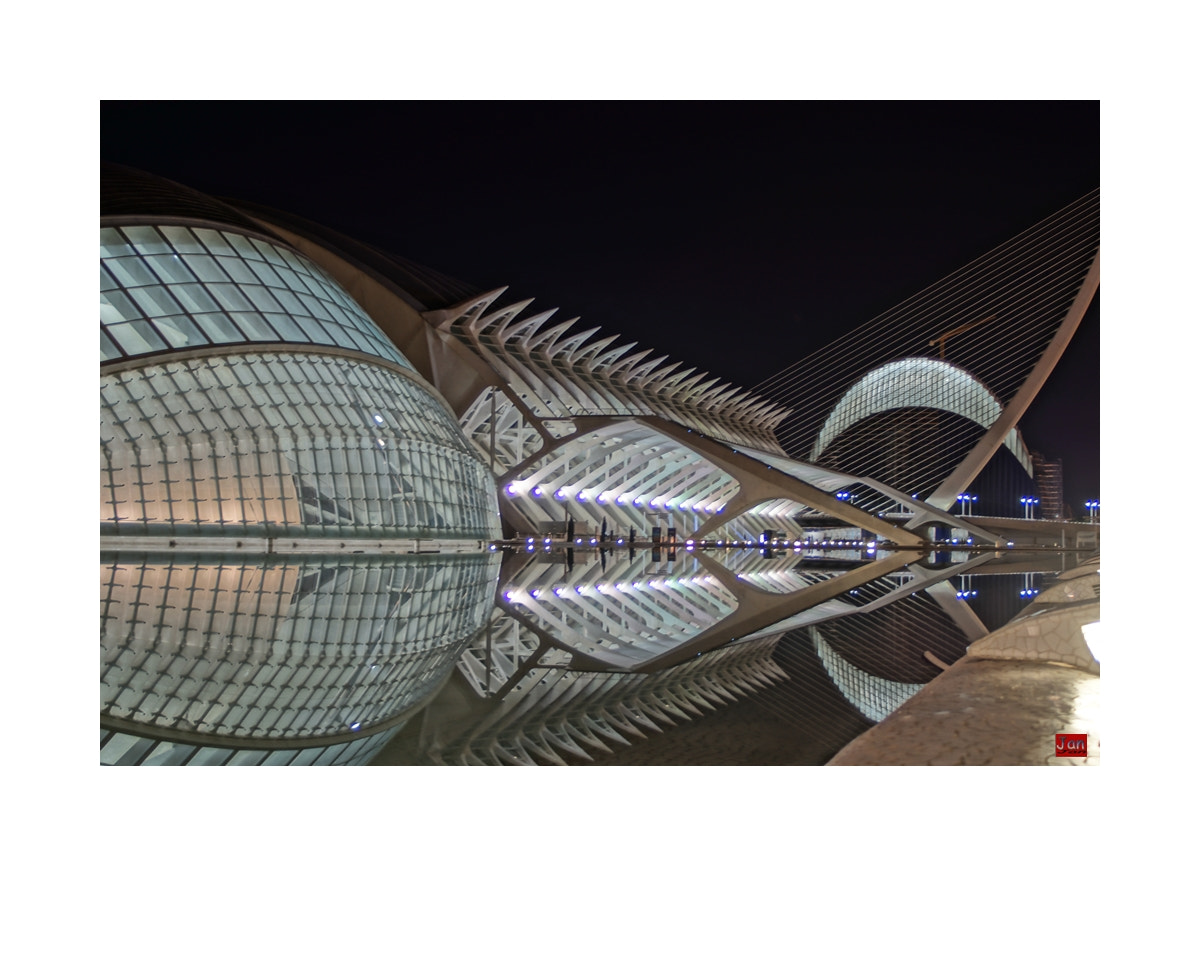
[529,318,579,353]
[422,286,508,332]
[497,307,558,344]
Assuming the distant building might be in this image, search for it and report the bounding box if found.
[1031,451,1065,520]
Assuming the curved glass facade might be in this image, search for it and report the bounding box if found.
[101,224,414,369]
[101,352,500,539]
[100,723,403,767]
[101,552,499,744]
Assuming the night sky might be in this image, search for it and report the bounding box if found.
[100,100,1099,510]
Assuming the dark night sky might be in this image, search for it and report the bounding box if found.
[100,100,1099,509]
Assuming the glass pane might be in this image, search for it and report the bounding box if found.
[106,255,158,287]
[101,732,152,765]
[186,746,235,766]
[182,254,231,284]
[289,314,335,344]
[225,232,261,259]
[192,313,247,343]
[154,315,208,349]
[271,289,308,317]
[248,260,285,288]
[141,741,197,765]
[130,285,185,317]
[143,253,198,284]
[107,320,169,355]
[122,225,172,254]
[262,313,309,342]
[159,225,207,253]
[290,746,324,765]
[194,228,235,255]
[207,283,254,313]
[244,286,283,314]
[100,227,132,258]
[100,328,122,361]
[251,237,288,267]
[226,749,270,766]
[168,283,221,315]
[100,290,139,324]
[226,312,278,341]
[214,255,258,284]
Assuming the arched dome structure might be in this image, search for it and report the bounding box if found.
[100,165,501,765]
[811,357,1034,477]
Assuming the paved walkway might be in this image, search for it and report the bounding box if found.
[827,656,1099,765]
[830,559,1100,765]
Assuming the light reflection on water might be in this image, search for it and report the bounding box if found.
[100,546,1090,765]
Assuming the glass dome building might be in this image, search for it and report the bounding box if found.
[100,164,502,764]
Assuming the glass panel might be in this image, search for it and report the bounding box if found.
[167,283,221,315]
[122,225,172,254]
[100,290,139,324]
[100,329,122,361]
[130,285,185,317]
[107,320,169,355]
[261,749,302,765]
[143,253,199,284]
[248,259,286,288]
[101,732,154,765]
[141,741,197,765]
[192,312,247,343]
[159,225,207,253]
[182,254,231,283]
[288,314,335,344]
[186,746,235,765]
[207,283,255,313]
[107,255,158,287]
[225,232,261,259]
[226,749,270,766]
[257,312,304,342]
[290,746,324,765]
[243,286,284,314]
[228,312,280,341]
[194,228,235,255]
[154,315,208,349]
[100,227,132,258]
[214,255,258,284]
[102,224,414,369]
[250,236,289,267]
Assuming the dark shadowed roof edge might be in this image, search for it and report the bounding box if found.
[224,198,487,312]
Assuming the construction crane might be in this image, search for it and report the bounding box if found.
[929,314,996,359]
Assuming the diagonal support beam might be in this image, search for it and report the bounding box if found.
[915,251,1100,519]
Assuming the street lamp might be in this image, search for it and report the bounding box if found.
[1084,500,1100,522]
[1020,496,1039,520]
[956,493,978,516]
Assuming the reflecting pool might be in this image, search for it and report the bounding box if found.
[101,541,1091,765]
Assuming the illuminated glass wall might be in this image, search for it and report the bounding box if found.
[101,352,500,539]
[101,224,413,369]
[101,552,499,756]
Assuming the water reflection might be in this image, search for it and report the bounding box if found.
[101,544,1092,765]
[100,551,499,765]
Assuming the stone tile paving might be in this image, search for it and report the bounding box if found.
[827,658,1099,766]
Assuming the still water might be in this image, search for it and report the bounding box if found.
[100,544,1085,765]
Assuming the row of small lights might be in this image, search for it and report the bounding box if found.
[504,481,727,514]
[491,537,878,553]
[504,573,719,602]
